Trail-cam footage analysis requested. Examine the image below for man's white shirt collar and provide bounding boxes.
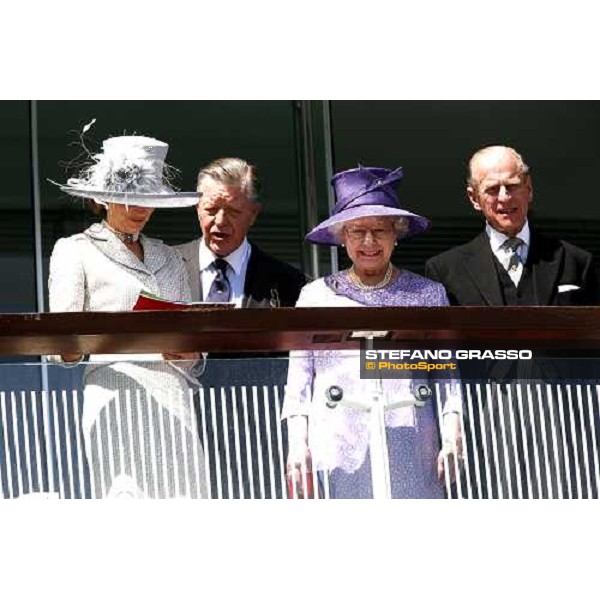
[485,221,530,286]
[486,220,531,254]
[199,237,250,274]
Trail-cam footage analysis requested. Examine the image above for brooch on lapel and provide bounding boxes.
[270,288,280,308]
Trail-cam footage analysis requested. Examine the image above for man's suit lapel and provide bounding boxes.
[463,233,504,306]
[179,238,202,301]
[529,231,562,305]
[182,240,283,307]
[242,244,273,308]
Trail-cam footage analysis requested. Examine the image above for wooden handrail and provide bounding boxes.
[1,306,600,355]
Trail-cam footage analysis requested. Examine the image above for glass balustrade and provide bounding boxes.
[1,356,598,499]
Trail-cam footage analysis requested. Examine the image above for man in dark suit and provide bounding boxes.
[177,157,306,308]
[425,145,599,498]
[177,157,307,498]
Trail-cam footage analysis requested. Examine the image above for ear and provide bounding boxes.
[525,175,533,205]
[250,202,262,225]
[467,186,482,212]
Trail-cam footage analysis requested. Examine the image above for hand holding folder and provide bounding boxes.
[131,292,233,366]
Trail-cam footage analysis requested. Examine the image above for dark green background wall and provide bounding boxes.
[1,100,600,313]
[330,101,600,274]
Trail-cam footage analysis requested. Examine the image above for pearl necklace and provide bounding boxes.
[348,263,394,290]
[103,220,140,244]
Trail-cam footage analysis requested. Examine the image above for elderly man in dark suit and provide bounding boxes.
[426,146,597,307]
[425,145,599,498]
[177,157,306,308]
[177,157,307,498]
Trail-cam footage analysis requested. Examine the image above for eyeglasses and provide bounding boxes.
[344,226,395,241]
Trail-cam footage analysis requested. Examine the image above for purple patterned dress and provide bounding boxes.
[282,269,462,499]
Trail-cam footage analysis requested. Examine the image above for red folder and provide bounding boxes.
[132,291,233,311]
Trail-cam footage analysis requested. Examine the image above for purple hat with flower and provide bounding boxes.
[305,166,430,246]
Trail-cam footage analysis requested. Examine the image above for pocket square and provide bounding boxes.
[558,284,580,293]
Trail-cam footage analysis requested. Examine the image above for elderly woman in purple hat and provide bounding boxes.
[282,166,462,499]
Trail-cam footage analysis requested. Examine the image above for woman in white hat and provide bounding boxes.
[49,134,207,498]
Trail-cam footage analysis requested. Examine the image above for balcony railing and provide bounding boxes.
[0,307,599,499]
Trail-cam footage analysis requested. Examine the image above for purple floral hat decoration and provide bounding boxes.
[306,165,430,246]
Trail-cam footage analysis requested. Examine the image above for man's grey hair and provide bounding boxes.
[197,157,260,202]
[467,145,530,189]
[330,216,409,244]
